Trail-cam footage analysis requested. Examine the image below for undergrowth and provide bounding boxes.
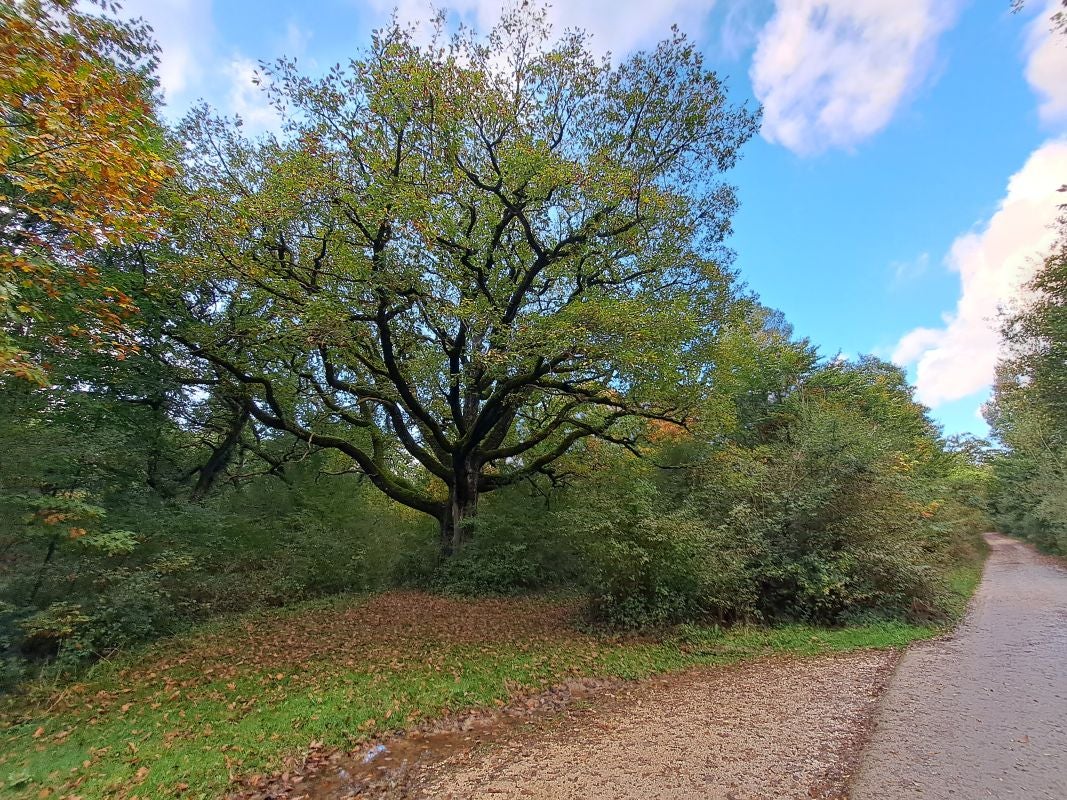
[0,571,984,800]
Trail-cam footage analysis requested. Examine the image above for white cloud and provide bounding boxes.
[225,57,280,133]
[892,139,1067,408]
[1024,0,1067,126]
[122,0,214,101]
[120,0,297,131]
[718,1,768,61]
[750,0,961,156]
[366,0,718,57]
[890,252,931,286]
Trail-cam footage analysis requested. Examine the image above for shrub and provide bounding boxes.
[431,487,583,595]
[551,463,756,628]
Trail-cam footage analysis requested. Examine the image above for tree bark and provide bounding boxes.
[191,404,250,500]
[440,459,480,557]
[28,532,59,604]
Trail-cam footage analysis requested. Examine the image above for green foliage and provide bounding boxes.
[431,540,550,596]
[0,3,992,695]
[423,356,989,630]
[558,468,754,628]
[517,355,990,628]
[987,220,1067,553]
[161,9,757,550]
[0,383,438,675]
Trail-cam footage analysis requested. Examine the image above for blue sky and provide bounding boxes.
[124,0,1067,439]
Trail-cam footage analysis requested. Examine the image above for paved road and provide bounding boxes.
[852,533,1067,799]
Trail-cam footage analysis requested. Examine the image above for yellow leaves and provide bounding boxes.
[0,0,174,381]
[644,418,691,444]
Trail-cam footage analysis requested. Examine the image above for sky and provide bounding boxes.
[120,0,1067,439]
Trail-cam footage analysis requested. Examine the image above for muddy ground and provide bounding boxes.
[242,651,898,800]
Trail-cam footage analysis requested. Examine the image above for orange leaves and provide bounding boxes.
[919,501,942,520]
[37,511,70,526]
[644,418,692,444]
[0,0,173,380]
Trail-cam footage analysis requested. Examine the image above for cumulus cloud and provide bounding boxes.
[1024,0,1067,125]
[892,139,1067,408]
[750,0,961,155]
[120,0,296,132]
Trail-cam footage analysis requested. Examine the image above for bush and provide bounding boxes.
[0,467,443,684]
[567,359,988,628]
[431,487,583,595]
[88,572,178,654]
[549,460,756,628]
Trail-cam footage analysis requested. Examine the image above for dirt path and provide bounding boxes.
[851,533,1067,799]
[419,652,897,800]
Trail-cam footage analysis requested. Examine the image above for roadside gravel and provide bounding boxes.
[422,651,898,800]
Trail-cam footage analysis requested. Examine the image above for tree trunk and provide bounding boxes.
[440,460,480,557]
[28,532,59,603]
[191,405,250,500]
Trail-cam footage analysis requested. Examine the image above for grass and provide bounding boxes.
[943,562,985,618]
[0,570,986,800]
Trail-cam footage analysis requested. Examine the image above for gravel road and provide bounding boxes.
[851,533,1067,799]
[422,652,897,800]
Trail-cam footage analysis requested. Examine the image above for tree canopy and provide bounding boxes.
[987,216,1067,552]
[0,4,992,709]
[163,12,758,552]
[0,0,172,382]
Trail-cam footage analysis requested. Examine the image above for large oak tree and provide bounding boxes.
[165,10,758,554]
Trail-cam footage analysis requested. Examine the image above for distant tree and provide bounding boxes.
[999,219,1067,431]
[164,9,758,555]
[986,220,1067,551]
[0,0,172,382]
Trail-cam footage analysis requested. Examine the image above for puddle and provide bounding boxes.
[231,677,618,799]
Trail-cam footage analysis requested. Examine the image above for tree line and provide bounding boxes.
[986,214,1067,554]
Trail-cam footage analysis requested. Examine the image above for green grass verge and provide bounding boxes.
[0,584,982,799]
[942,563,984,618]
